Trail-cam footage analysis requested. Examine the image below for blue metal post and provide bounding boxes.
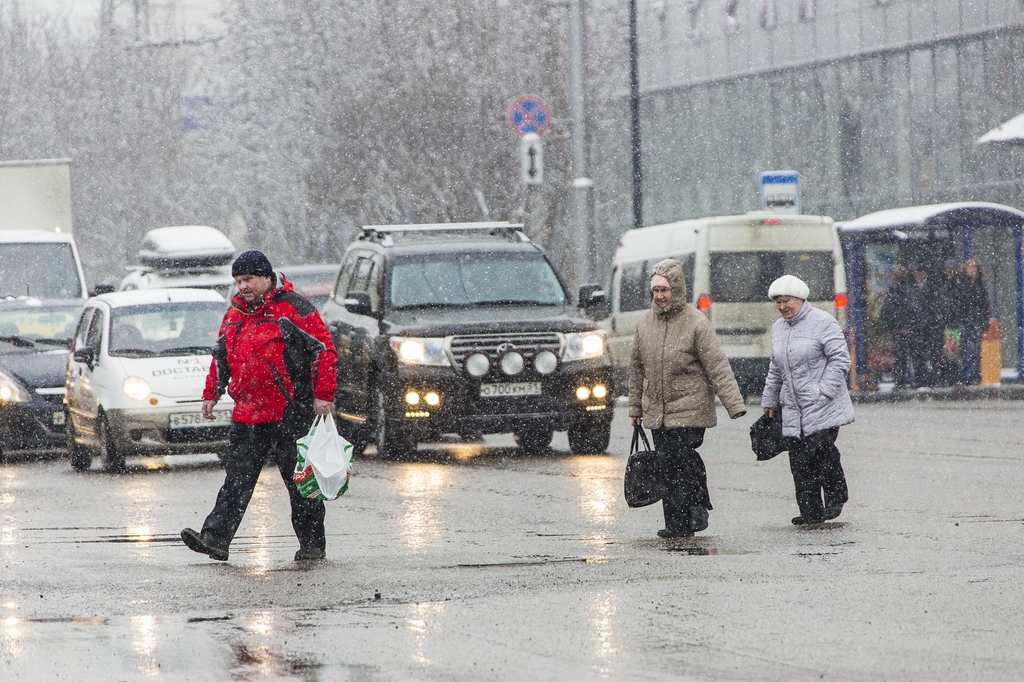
[843,237,867,389]
[1016,226,1024,379]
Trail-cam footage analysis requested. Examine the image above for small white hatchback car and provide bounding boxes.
[65,288,234,471]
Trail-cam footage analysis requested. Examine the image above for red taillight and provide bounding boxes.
[834,292,848,309]
[762,219,781,226]
[697,294,712,312]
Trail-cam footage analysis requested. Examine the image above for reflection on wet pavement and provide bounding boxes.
[395,464,449,549]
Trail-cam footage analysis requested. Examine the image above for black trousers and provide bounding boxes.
[201,419,326,552]
[651,427,709,533]
[788,427,848,522]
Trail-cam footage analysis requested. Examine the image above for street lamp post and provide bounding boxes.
[628,0,643,230]
[568,0,595,284]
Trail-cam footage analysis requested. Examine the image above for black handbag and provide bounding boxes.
[624,426,667,508]
[749,411,791,461]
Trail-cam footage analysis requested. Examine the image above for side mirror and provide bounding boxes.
[343,291,373,317]
[90,284,116,296]
[578,284,608,319]
[73,347,96,367]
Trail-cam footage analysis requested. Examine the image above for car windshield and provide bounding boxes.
[0,243,83,299]
[389,252,567,309]
[108,301,225,357]
[0,303,84,352]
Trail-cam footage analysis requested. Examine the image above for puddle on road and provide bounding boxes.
[229,643,380,680]
[660,545,753,556]
[456,556,591,568]
[11,617,108,625]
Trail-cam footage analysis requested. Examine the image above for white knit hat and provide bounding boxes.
[768,274,810,301]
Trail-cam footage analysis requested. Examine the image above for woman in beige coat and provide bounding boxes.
[629,259,746,537]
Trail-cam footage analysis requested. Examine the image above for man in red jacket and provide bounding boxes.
[181,250,338,562]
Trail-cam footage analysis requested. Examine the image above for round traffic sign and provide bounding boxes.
[507,95,551,138]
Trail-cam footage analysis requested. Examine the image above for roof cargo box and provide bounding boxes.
[138,225,235,269]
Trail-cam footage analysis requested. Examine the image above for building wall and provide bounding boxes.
[592,0,1024,250]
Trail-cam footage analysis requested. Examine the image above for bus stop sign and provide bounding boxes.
[760,171,801,214]
[508,95,550,138]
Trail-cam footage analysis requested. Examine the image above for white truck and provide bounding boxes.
[0,159,89,300]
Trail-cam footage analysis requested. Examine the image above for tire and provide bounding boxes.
[568,418,612,454]
[98,414,125,473]
[375,391,415,460]
[513,426,554,454]
[67,415,92,472]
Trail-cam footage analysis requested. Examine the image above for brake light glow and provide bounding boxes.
[697,294,712,312]
[834,292,848,309]
[762,219,781,226]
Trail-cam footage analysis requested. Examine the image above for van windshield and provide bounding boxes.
[0,243,82,299]
[108,301,226,357]
[711,251,834,303]
[389,252,567,309]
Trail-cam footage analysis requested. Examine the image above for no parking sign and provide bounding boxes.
[507,95,550,138]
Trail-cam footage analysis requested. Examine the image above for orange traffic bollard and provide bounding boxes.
[980,319,1001,386]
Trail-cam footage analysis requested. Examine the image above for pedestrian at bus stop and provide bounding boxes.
[956,258,992,385]
[180,250,338,562]
[761,275,854,525]
[628,258,747,538]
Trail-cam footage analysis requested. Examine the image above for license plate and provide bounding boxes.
[479,382,542,397]
[170,410,232,428]
[52,411,65,426]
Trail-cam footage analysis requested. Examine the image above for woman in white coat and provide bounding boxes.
[761,275,854,525]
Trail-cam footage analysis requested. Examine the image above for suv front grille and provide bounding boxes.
[449,332,562,367]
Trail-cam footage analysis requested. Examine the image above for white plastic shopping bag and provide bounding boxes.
[293,414,353,500]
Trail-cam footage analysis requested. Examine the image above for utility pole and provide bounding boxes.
[628,0,643,230]
[567,0,595,284]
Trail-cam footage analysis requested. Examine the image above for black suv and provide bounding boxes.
[320,222,614,458]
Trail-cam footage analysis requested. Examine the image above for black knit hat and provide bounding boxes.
[232,250,274,278]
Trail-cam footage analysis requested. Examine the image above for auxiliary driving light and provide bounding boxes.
[592,384,607,399]
[405,391,420,405]
[425,392,440,406]
[500,351,525,376]
[576,386,591,401]
[534,350,558,375]
[466,352,490,377]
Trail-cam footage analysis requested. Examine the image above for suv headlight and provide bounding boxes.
[0,369,31,403]
[390,337,450,366]
[563,331,606,362]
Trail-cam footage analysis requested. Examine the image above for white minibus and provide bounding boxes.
[600,212,847,396]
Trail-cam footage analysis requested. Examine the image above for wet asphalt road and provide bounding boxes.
[2,400,1024,681]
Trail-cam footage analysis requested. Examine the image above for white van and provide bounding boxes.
[600,212,847,396]
[119,226,235,298]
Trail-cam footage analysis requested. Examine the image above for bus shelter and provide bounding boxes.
[837,202,1024,390]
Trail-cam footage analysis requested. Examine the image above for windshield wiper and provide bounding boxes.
[35,338,73,347]
[159,346,214,356]
[111,348,158,357]
[0,335,35,348]
[469,299,560,306]
[392,299,559,311]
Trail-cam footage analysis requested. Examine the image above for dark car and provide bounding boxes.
[319,222,613,458]
[0,298,84,461]
[278,263,341,310]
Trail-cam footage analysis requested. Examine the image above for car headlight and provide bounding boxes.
[0,369,31,403]
[390,337,450,366]
[122,376,151,401]
[563,331,606,362]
